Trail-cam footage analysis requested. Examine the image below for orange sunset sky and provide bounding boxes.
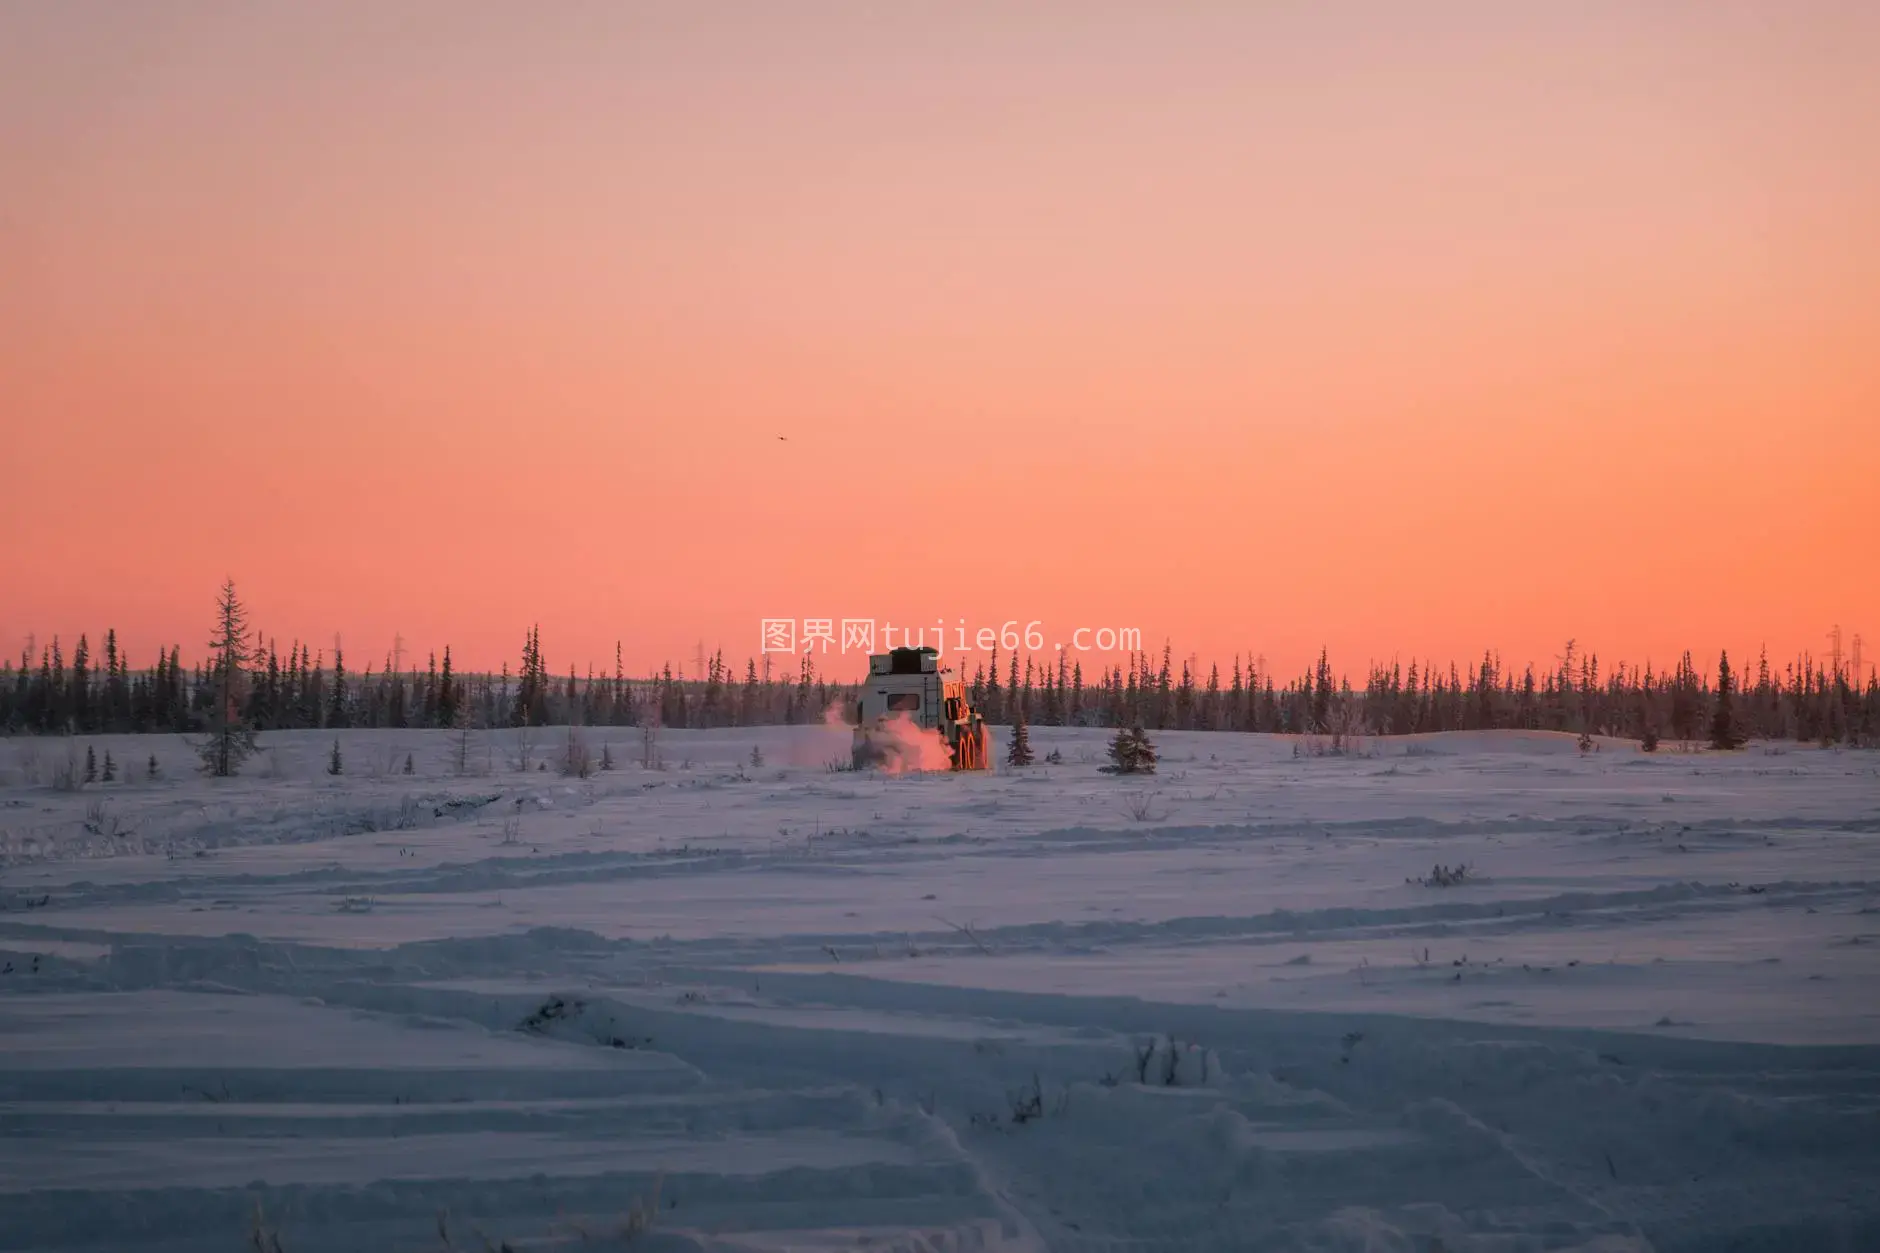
[3,2,1876,682]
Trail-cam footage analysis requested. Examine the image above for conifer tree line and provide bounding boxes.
[0,613,855,737]
[949,640,1874,747]
[4,605,1877,746]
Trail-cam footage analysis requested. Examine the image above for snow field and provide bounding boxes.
[1,727,1877,1251]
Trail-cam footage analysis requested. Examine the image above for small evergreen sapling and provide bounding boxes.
[327,739,343,776]
[101,751,116,783]
[1107,725,1136,773]
[1006,715,1034,767]
[1131,726,1159,774]
[1106,725,1158,775]
[84,745,98,784]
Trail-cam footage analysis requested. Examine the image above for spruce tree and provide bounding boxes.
[46,637,65,731]
[423,653,440,726]
[101,751,116,782]
[327,739,343,775]
[438,647,458,728]
[1710,650,1745,750]
[986,644,1001,723]
[72,636,92,732]
[327,648,349,728]
[299,645,320,728]
[1106,723,1157,774]
[198,579,259,776]
[388,654,408,728]
[1638,666,1660,751]
[1107,724,1138,773]
[84,744,97,783]
[147,753,159,779]
[104,629,128,730]
[513,627,551,728]
[1131,725,1159,774]
[1007,714,1034,767]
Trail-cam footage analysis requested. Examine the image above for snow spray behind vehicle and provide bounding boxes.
[848,647,989,772]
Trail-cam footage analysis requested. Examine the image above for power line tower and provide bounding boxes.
[1853,632,1865,686]
[1828,625,1844,682]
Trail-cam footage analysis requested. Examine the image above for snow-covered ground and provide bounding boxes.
[2,726,1877,1252]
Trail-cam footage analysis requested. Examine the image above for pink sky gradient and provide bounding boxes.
[3,2,1876,680]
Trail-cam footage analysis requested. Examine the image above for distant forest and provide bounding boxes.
[5,611,1876,748]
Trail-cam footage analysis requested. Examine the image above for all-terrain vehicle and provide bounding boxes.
[851,646,989,771]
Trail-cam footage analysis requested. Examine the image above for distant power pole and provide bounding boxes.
[1828,625,1844,682]
[1852,633,1865,685]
